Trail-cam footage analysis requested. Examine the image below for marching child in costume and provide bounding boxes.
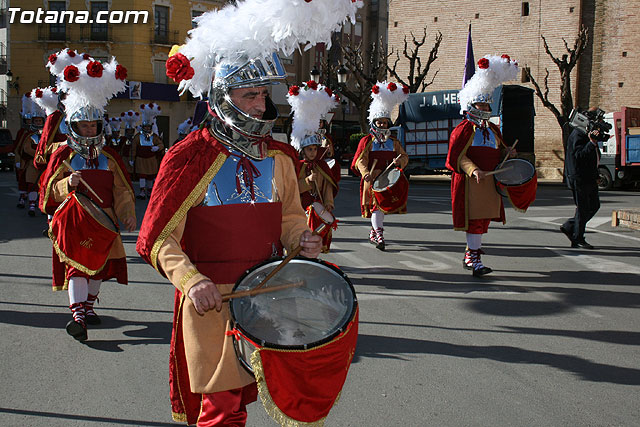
[33,86,68,172]
[119,110,140,176]
[108,117,122,149]
[14,94,34,209]
[351,81,409,251]
[39,56,136,341]
[446,55,518,277]
[175,117,192,146]
[132,103,164,199]
[20,90,47,216]
[288,81,339,253]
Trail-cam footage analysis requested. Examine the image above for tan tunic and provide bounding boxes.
[132,133,164,176]
[459,153,502,220]
[157,152,310,394]
[21,135,40,184]
[298,162,335,210]
[49,156,136,261]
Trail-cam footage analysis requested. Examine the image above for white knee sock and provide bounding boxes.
[371,211,384,230]
[139,178,146,189]
[68,277,89,304]
[28,191,37,202]
[88,279,101,296]
[466,233,482,250]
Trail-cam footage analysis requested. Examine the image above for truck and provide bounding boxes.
[599,107,640,190]
[396,85,535,177]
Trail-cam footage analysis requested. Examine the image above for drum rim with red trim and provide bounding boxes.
[493,159,536,187]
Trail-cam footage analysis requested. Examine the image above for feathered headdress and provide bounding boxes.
[46,48,94,77]
[109,117,122,133]
[177,118,192,135]
[368,81,410,124]
[458,54,519,113]
[55,57,128,119]
[28,89,47,118]
[120,110,140,129]
[31,87,59,116]
[139,102,162,126]
[169,0,363,97]
[287,81,339,150]
[21,93,35,119]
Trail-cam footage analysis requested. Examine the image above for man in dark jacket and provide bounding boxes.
[560,126,602,249]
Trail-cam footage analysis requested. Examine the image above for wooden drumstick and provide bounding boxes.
[221,280,304,302]
[498,139,519,170]
[62,160,104,204]
[381,154,403,175]
[361,158,378,206]
[485,165,514,176]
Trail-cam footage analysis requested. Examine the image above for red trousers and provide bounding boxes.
[467,218,490,234]
[197,383,258,427]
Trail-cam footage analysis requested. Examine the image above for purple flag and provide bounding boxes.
[462,24,475,89]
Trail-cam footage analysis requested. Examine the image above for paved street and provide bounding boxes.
[1,169,639,426]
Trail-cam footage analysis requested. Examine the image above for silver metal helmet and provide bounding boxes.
[370,118,392,143]
[466,93,493,126]
[300,134,322,150]
[66,106,106,159]
[208,52,286,160]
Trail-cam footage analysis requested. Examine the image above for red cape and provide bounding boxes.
[136,128,300,275]
[39,144,133,215]
[35,110,66,170]
[446,120,505,230]
[350,134,374,176]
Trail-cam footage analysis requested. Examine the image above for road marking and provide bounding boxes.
[523,217,640,243]
[548,247,640,275]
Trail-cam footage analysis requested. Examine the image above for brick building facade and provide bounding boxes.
[388,0,640,179]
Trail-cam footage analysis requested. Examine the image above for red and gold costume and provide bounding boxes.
[136,128,310,425]
[445,119,506,231]
[298,158,338,252]
[40,144,136,290]
[351,133,408,218]
[34,110,67,171]
[132,132,164,179]
[13,127,31,197]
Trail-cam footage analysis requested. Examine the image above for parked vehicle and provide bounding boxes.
[396,85,535,177]
[599,107,640,190]
[0,128,14,171]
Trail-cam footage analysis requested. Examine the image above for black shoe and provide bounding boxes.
[85,313,101,325]
[376,241,385,251]
[472,266,493,277]
[42,228,49,237]
[559,225,575,244]
[572,241,594,250]
[28,209,35,217]
[66,320,88,341]
[16,201,25,209]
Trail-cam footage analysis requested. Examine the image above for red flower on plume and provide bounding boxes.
[324,87,333,97]
[306,80,318,90]
[25,92,31,98]
[288,86,300,96]
[48,54,57,65]
[86,61,104,78]
[35,89,43,98]
[148,103,154,108]
[52,87,57,93]
[127,111,133,116]
[121,112,126,117]
[165,53,195,83]
[157,106,161,111]
[305,0,312,2]
[501,54,511,62]
[63,65,80,82]
[83,53,91,60]
[334,94,340,103]
[372,85,380,94]
[115,65,127,81]
[135,112,140,116]
[140,104,145,109]
[478,58,490,69]
[67,50,76,58]
[387,82,397,91]
[402,84,409,94]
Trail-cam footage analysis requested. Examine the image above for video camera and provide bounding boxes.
[568,108,612,142]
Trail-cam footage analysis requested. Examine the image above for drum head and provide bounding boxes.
[230,258,356,349]
[74,192,117,233]
[325,158,336,169]
[494,159,535,186]
[310,202,334,224]
[372,168,401,191]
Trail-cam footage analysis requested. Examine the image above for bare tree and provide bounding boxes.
[524,26,589,152]
[387,27,442,93]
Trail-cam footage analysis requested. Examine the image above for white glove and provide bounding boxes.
[15,162,20,168]
[151,146,160,152]
[129,160,134,166]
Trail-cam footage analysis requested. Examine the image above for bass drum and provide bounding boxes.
[493,158,537,212]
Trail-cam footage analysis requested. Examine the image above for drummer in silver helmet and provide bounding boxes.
[134,2,335,421]
[350,81,409,251]
[445,55,518,277]
[39,56,136,341]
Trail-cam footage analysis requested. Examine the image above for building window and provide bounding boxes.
[49,1,66,40]
[569,7,574,13]
[191,10,203,29]
[618,82,624,88]
[91,2,109,41]
[434,17,438,22]
[522,2,529,16]
[521,67,531,83]
[622,51,627,57]
[155,6,169,43]
[475,13,480,19]
[153,59,168,84]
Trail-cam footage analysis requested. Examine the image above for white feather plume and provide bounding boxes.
[177,118,193,134]
[57,57,127,118]
[287,82,338,150]
[367,81,410,124]
[109,117,122,133]
[47,48,93,77]
[178,0,363,97]
[21,94,34,118]
[139,102,162,125]
[32,87,59,116]
[458,54,519,113]
[120,110,141,129]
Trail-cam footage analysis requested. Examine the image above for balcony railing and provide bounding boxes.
[79,24,113,42]
[151,29,179,46]
[38,25,69,42]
